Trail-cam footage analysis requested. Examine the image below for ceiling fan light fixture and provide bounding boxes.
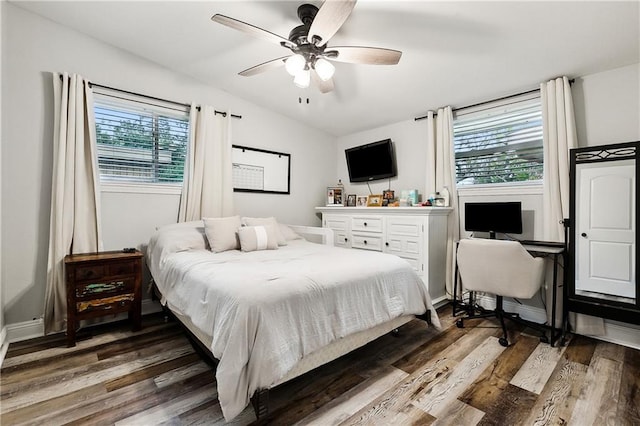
[285,54,306,76]
[314,57,335,81]
[293,68,311,88]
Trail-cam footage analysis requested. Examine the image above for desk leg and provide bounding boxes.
[550,253,559,347]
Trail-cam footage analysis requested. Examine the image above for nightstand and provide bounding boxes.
[65,250,144,347]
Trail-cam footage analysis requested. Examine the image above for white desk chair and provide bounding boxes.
[455,238,548,347]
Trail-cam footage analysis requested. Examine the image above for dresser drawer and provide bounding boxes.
[351,234,383,251]
[75,279,135,300]
[351,216,383,233]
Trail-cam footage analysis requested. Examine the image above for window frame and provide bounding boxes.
[452,91,543,187]
[93,88,190,193]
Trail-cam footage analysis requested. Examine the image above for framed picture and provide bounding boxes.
[326,187,344,206]
[356,195,368,207]
[382,190,395,200]
[347,194,357,207]
[367,194,383,207]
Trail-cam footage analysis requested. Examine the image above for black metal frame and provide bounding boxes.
[568,141,640,325]
[232,145,291,195]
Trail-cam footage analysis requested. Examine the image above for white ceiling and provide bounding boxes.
[13,1,640,136]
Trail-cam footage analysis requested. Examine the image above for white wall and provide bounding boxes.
[573,63,640,147]
[336,119,428,201]
[0,0,5,355]
[1,3,336,327]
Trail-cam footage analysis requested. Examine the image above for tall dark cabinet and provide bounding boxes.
[568,141,639,325]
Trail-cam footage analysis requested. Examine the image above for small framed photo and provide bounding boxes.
[347,194,357,207]
[356,195,368,207]
[382,190,395,200]
[367,194,383,207]
[327,187,344,206]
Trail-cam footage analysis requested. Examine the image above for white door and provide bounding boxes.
[576,159,635,299]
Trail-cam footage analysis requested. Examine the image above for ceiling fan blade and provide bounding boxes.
[239,56,291,77]
[312,70,334,93]
[325,46,402,65]
[211,14,295,49]
[308,0,357,47]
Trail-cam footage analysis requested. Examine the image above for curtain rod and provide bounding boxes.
[414,78,575,121]
[76,78,242,119]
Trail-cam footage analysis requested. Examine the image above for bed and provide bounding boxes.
[146,219,441,421]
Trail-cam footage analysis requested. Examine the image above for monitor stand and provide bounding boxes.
[489,231,496,240]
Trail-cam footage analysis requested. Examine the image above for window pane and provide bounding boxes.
[94,96,188,184]
[453,98,543,186]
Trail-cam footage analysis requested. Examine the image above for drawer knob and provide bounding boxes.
[344,237,348,242]
[364,240,367,244]
[364,222,368,226]
[385,242,389,246]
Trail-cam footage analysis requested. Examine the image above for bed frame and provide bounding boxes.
[150,224,433,420]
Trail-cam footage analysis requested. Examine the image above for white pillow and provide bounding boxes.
[203,216,242,253]
[279,223,303,241]
[150,221,208,254]
[242,217,287,246]
[238,225,279,252]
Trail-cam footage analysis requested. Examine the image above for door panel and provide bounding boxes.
[576,160,635,299]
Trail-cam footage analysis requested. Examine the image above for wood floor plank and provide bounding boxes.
[394,319,501,375]
[523,358,588,426]
[458,333,540,412]
[476,383,538,426]
[339,357,455,425]
[428,398,484,426]
[562,333,595,365]
[295,365,408,425]
[411,336,507,418]
[568,355,623,425]
[115,381,217,425]
[1,343,194,412]
[617,346,640,425]
[509,339,568,394]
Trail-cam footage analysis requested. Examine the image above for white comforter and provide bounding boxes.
[147,222,439,421]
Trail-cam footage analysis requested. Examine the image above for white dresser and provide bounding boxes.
[316,206,452,304]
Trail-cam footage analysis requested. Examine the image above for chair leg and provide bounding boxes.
[495,296,509,347]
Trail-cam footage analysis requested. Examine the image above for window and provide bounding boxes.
[93,90,189,185]
[453,93,543,186]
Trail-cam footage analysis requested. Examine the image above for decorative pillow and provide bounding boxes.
[203,216,242,253]
[242,217,287,246]
[279,223,303,241]
[237,225,279,252]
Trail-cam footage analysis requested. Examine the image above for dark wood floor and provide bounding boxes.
[1,305,639,425]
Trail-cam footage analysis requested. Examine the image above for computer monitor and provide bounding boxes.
[464,202,523,239]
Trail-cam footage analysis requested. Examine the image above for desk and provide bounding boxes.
[453,240,567,347]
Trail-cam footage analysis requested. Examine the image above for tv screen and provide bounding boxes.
[345,139,397,182]
[465,202,523,236]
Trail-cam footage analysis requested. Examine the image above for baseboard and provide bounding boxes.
[0,325,8,368]
[4,299,163,345]
[472,295,640,350]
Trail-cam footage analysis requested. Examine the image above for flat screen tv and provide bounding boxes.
[345,139,397,182]
[464,202,523,238]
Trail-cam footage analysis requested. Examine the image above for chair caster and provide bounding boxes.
[498,337,509,347]
[391,328,400,337]
[456,319,464,328]
[539,335,549,344]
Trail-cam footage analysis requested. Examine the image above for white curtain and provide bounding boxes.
[179,105,234,221]
[541,76,576,241]
[44,73,102,334]
[425,107,460,296]
[541,76,604,334]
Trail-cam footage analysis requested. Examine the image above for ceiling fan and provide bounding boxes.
[211,0,402,93]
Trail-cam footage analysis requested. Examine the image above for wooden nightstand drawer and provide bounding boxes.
[108,262,136,276]
[75,279,135,300]
[76,293,135,314]
[75,264,106,281]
